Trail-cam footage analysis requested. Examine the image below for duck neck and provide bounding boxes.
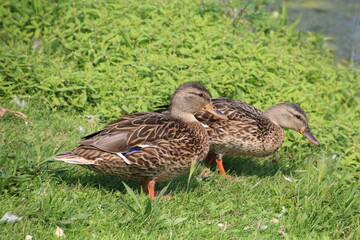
[262,110,285,153]
[263,111,280,127]
[263,106,287,128]
[169,108,198,123]
[262,108,285,137]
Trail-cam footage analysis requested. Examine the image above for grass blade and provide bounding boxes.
[118,196,139,215]
[122,182,142,211]
[187,158,198,189]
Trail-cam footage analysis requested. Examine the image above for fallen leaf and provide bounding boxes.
[272,10,279,18]
[278,230,287,236]
[216,222,228,230]
[260,225,268,230]
[78,126,85,133]
[13,95,28,108]
[243,225,250,230]
[54,226,65,237]
[270,218,279,224]
[0,212,23,223]
[0,107,29,124]
[251,180,262,189]
[284,175,298,182]
[25,235,33,240]
[275,206,286,218]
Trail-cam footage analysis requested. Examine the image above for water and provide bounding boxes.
[271,0,360,65]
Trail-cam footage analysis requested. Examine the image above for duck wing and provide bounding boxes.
[79,112,177,154]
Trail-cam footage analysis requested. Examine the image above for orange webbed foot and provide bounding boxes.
[141,180,173,200]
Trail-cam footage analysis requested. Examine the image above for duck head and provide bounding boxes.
[264,102,320,146]
[169,82,228,122]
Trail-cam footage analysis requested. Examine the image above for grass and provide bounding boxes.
[0,0,359,239]
[0,102,358,239]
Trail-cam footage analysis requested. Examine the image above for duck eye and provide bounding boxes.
[294,114,302,120]
[197,93,204,98]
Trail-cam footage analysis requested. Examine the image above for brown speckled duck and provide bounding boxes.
[195,98,320,176]
[54,82,227,198]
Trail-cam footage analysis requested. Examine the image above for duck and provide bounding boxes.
[194,97,320,176]
[54,82,227,198]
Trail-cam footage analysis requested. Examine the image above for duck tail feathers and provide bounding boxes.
[54,152,94,165]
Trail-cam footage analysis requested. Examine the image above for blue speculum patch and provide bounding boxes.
[122,146,143,155]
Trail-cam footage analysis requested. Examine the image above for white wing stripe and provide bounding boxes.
[117,153,133,165]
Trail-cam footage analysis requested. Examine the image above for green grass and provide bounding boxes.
[0,107,358,239]
[0,0,359,239]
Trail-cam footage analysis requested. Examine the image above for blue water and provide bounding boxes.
[272,0,360,65]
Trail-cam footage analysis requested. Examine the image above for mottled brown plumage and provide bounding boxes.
[54,82,227,198]
[195,98,320,175]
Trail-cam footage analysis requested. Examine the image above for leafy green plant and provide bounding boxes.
[118,182,169,219]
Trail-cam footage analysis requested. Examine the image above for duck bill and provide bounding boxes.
[299,129,320,146]
[203,104,228,120]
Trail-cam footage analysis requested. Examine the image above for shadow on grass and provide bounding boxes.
[216,155,293,177]
[51,154,294,196]
[52,165,201,196]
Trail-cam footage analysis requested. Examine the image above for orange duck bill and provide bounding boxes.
[203,104,228,120]
[299,128,320,146]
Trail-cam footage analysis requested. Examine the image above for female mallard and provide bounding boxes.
[54,82,227,198]
[195,98,320,176]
